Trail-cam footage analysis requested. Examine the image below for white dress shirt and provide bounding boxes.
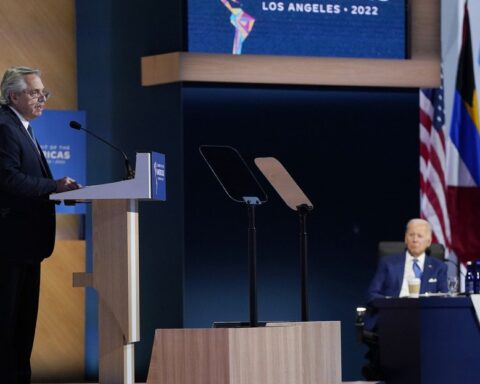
[399,251,425,297]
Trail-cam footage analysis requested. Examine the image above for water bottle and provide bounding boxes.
[475,260,480,294]
[465,261,475,295]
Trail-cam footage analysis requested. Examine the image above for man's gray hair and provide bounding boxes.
[405,218,432,236]
[0,66,41,106]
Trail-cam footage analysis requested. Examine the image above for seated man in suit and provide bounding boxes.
[361,218,448,380]
[367,218,448,306]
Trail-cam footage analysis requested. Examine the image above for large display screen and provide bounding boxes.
[187,0,408,59]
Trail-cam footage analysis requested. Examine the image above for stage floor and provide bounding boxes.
[36,382,379,384]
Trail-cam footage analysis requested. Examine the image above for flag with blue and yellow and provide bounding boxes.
[447,1,480,264]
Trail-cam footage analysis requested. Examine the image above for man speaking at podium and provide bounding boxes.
[0,66,80,383]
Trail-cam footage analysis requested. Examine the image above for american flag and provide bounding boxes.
[419,86,451,250]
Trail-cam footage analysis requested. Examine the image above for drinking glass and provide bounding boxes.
[447,276,458,296]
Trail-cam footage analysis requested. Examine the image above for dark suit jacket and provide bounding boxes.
[366,252,448,304]
[363,252,448,331]
[0,105,57,263]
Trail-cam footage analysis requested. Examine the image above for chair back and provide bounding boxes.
[377,241,445,261]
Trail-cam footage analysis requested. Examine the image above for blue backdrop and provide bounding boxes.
[34,110,87,214]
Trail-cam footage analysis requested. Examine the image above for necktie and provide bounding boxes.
[27,125,36,142]
[26,125,41,156]
[413,259,422,279]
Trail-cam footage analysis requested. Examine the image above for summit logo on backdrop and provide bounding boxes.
[41,144,71,164]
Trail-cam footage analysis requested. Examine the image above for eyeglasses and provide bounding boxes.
[22,89,51,101]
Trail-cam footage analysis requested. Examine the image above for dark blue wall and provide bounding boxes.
[76,0,184,380]
[76,0,419,381]
[183,85,419,380]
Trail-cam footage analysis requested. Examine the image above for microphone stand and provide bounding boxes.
[254,157,314,322]
[69,121,135,180]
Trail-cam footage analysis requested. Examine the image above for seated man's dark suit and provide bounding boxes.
[361,251,448,380]
[367,252,448,305]
[0,105,57,383]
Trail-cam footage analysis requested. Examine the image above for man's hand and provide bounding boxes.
[55,176,81,192]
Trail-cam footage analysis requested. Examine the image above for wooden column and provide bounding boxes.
[95,199,139,383]
[75,199,140,383]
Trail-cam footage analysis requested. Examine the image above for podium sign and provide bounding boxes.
[151,152,166,201]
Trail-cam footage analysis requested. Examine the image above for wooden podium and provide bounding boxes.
[147,321,342,384]
[50,152,166,384]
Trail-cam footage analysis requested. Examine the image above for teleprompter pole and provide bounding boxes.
[247,203,258,327]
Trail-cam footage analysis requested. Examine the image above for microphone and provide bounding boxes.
[69,121,135,180]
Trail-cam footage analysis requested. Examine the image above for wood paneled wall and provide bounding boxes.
[0,0,84,381]
[0,0,77,110]
[31,241,85,381]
